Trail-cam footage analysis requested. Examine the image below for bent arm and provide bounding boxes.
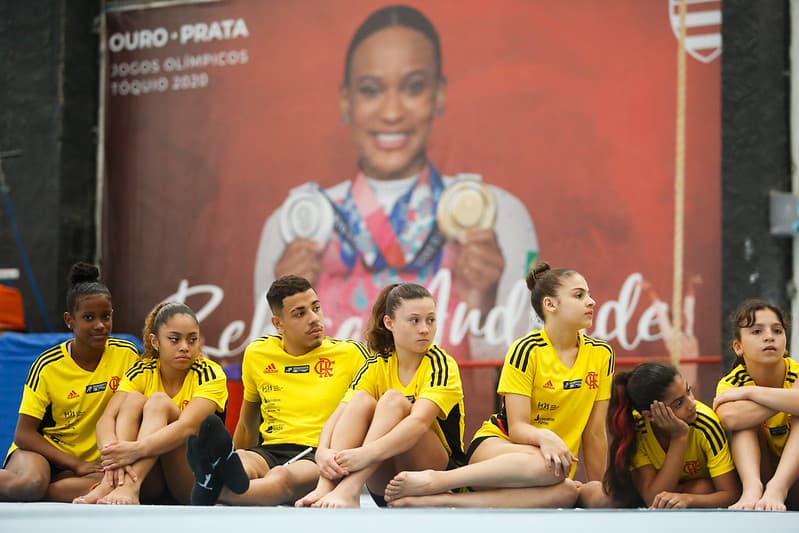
[715,400,776,431]
[719,386,799,415]
[233,399,261,449]
[681,471,741,508]
[632,433,689,505]
[14,414,85,472]
[504,393,548,446]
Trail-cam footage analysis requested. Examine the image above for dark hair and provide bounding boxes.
[603,362,679,507]
[525,261,578,322]
[343,4,442,85]
[366,283,432,354]
[65,262,111,313]
[729,298,788,367]
[142,301,199,359]
[267,275,313,315]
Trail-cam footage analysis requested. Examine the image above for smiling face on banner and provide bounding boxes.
[102,1,721,375]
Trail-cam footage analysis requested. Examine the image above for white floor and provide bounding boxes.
[1,499,797,533]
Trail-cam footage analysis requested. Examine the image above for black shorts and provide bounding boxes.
[465,435,493,462]
[248,443,317,469]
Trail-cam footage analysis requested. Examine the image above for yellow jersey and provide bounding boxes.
[716,356,799,457]
[9,338,140,463]
[345,344,465,461]
[119,356,227,413]
[474,329,614,477]
[631,401,735,480]
[241,335,369,447]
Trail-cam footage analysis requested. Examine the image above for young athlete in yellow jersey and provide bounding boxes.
[600,362,739,508]
[713,299,799,511]
[0,263,139,502]
[382,262,612,507]
[295,283,465,508]
[187,275,369,505]
[73,302,227,505]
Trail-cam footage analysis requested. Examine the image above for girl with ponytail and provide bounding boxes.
[603,362,739,508]
[382,262,611,508]
[295,283,465,508]
[74,301,228,505]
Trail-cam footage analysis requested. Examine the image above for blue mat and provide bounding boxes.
[0,333,143,454]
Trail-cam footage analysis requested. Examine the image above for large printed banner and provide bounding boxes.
[103,1,721,377]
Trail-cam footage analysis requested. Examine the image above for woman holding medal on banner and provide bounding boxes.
[254,5,539,371]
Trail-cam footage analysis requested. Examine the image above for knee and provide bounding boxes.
[143,392,178,419]
[265,465,293,494]
[376,389,411,415]
[119,391,147,414]
[4,461,49,501]
[13,477,48,502]
[348,390,377,416]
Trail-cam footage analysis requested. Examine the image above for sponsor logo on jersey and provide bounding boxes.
[563,379,582,390]
[682,461,701,475]
[533,414,554,425]
[109,375,121,391]
[405,395,416,403]
[584,371,599,390]
[314,357,334,378]
[543,380,554,389]
[770,425,789,437]
[537,401,559,411]
[263,363,278,374]
[67,390,79,400]
[265,424,284,433]
[285,365,310,374]
[85,382,108,394]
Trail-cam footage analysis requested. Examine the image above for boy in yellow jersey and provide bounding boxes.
[187,275,369,505]
[0,262,139,502]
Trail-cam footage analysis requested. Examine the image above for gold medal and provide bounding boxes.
[436,178,496,239]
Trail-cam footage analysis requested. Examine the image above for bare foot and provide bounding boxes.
[97,483,141,505]
[729,486,763,510]
[388,493,456,508]
[385,470,442,501]
[295,478,336,507]
[755,486,787,512]
[311,487,360,509]
[73,480,114,504]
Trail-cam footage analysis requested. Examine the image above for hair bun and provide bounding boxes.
[526,261,551,290]
[68,262,100,286]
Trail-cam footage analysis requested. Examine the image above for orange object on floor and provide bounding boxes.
[0,285,25,331]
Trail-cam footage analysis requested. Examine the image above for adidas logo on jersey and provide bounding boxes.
[67,390,79,399]
[543,380,554,390]
[263,363,278,374]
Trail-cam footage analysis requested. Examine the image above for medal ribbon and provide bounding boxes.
[324,164,446,272]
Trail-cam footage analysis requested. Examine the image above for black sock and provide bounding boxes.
[197,414,250,495]
[186,434,222,505]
